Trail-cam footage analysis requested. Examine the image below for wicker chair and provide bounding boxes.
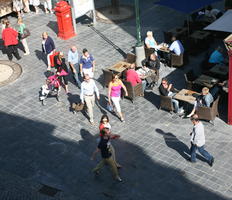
[163,31,172,44]
[125,53,136,63]
[196,95,220,124]
[159,95,174,113]
[102,69,113,88]
[170,53,184,67]
[122,80,143,103]
[184,70,197,90]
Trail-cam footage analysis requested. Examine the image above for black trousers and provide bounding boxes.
[5,45,20,61]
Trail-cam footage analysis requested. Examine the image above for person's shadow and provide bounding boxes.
[35,49,47,65]
[156,128,207,162]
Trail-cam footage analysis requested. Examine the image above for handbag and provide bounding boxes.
[50,51,59,68]
[59,69,68,76]
[72,102,85,112]
[19,28,30,40]
[106,103,113,112]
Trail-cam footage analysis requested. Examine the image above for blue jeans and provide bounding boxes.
[73,63,81,87]
[190,143,213,163]
[171,99,179,113]
[142,80,147,92]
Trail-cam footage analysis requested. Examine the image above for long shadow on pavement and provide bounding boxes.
[156,128,208,163]
[0,111,229,200]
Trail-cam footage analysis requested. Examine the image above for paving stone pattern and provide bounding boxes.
[0,0,232,200]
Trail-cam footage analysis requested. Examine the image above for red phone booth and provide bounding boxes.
[54,1,75,40]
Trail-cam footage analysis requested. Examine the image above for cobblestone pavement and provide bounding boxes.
[1,0,232,199]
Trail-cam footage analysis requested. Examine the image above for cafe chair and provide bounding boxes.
[196,95,220,125]
[163,31,172,44]
[184,70,198,90]
[102,69,113,88]
[159,95,174,113]
[122,80,143,103]
[170,53,184,68]
[125,53,136,64]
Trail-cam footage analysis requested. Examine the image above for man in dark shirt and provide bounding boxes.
[91,128,122,182]
[159,78,184,114]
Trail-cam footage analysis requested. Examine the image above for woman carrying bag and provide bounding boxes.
[54,52,69,94]
[108,74,128,122]
[18,18,30,55]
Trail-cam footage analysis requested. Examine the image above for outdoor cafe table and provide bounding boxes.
[167,27,188,38]
[209,65,229,80]
[190,30,211,41]
[193,74,219,88]
[173,89,199,105]
[107,61,131,74]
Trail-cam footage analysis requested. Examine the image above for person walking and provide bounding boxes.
[108,74,128,122]
[13,0,24,18]
[2,21,21,61]
[80,74,100,125]
[17,17,30,55]
[23,0,30,13]
[99,114,122,168]
[189,114,214,166]
[79,48,95,78]
[54,52,69,93]
[30,0,40,14]
[43,0,52,14]
[68,46,81,88]
[91,127,122,182]
[41,32,55,71]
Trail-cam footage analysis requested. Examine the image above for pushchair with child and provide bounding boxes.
[39,74,60,106]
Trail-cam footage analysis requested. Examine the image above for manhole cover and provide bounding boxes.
[38,184,61,197]
[0,64,13,82]
[0,60,22,87]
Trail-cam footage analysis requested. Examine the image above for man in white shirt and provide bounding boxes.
[68,46,81,88]
[80,74,100,125]
[169,36,184,56]
[189,114,214,166]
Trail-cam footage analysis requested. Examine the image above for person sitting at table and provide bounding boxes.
[145,31,158,50]
[187,87,214,118]
[205,5,223,21]
[126,63,146,93]
[208,47,225,65]
[159,78,184,114]
[143,53,160,85]
[168,36,184,56]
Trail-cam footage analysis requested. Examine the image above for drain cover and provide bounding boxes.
[38,184,61,197]
[0,60,22,87]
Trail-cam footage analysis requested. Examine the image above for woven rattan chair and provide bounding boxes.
[122,80,143,103]
[159,95,175,113]
[196,95,220,125]
[125,53,136,63]
[102,69,113,88]
[170,53,184,68]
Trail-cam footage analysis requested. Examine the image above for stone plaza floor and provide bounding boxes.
[0,0,232,199]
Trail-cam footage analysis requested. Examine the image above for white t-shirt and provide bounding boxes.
[169,40,184,55]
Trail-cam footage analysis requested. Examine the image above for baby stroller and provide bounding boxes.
[39,74,60,106]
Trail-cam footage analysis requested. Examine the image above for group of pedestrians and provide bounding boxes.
[1,11,215,184]
[1,18,30,61]
[13,0,53,17]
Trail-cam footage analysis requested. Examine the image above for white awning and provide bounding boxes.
[204,10,232,33]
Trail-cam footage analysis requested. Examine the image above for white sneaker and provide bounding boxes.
[178,108,185,114]
[24,52,30,55]
[115,176,122,182]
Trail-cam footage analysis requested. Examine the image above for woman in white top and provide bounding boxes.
[145,31,158,49]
